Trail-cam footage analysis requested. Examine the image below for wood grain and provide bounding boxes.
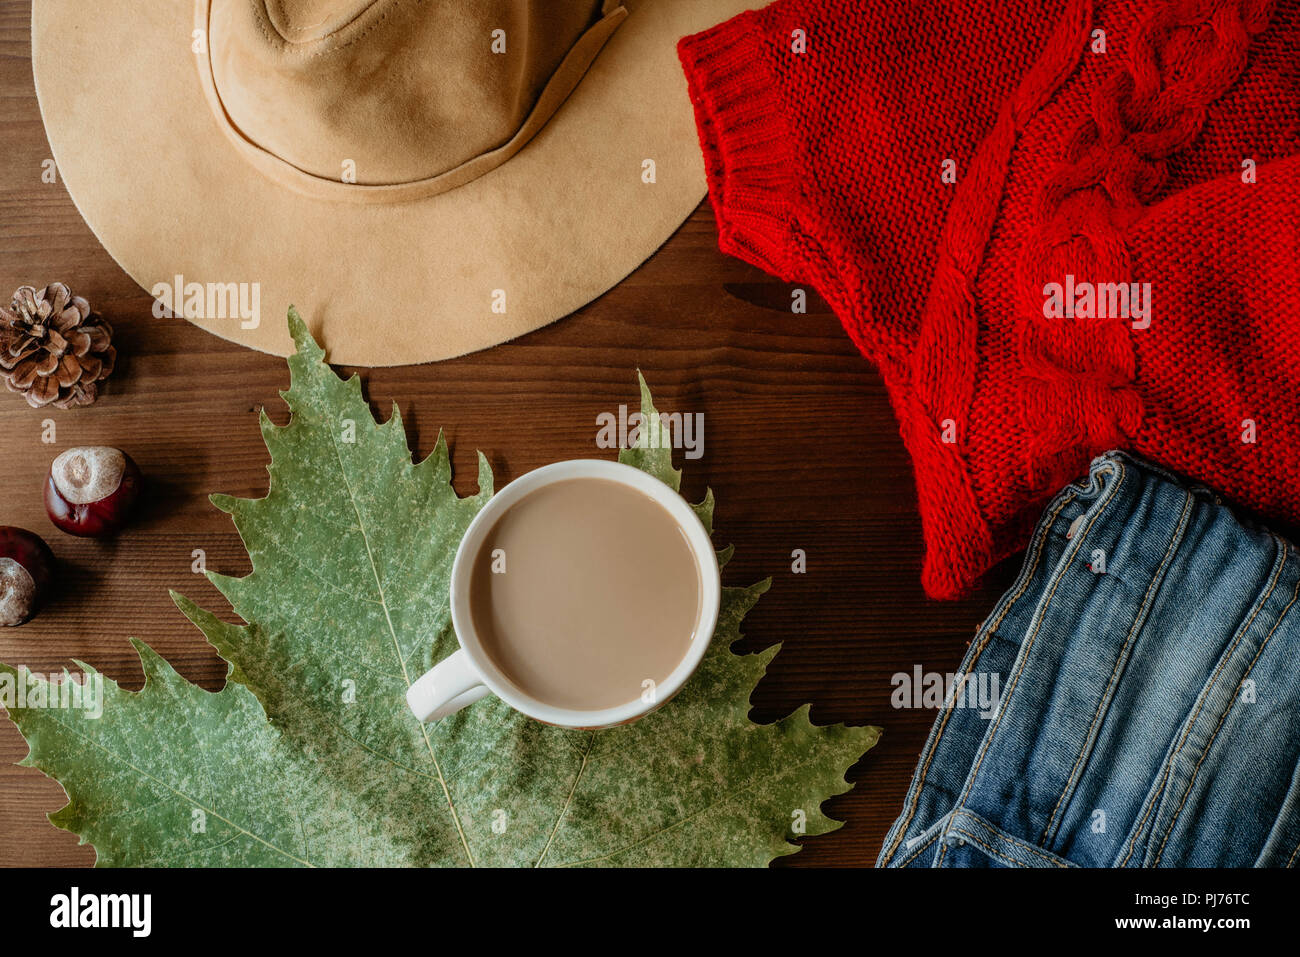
[0,0,1019,867]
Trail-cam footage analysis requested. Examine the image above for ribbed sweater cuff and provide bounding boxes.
[677,14,799,278]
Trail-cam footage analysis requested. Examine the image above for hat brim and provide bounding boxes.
[33,0,753,367]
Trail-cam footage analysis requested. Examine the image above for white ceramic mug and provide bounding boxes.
[405,459,722,729]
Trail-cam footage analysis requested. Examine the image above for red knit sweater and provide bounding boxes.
[679,0,1300,599]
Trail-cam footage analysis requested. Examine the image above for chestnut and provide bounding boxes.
[44,446,142,538]
[0,527,56,626]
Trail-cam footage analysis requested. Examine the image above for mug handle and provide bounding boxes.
[406,649,492,722]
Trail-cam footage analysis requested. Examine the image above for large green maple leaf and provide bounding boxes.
[1,311,879,866]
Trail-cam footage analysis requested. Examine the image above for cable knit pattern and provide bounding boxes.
[1016,0,1275,492]
[680,0,1300,599]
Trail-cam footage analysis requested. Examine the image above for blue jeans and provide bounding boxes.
[879,451,1300,868]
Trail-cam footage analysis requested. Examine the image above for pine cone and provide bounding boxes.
[0,284,115,409]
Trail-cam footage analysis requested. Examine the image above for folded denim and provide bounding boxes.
[879,451,1300,868]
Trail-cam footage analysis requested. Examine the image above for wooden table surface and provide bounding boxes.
[0,0,1019,867]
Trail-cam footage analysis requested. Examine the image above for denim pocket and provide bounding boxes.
[936,810,1076,868]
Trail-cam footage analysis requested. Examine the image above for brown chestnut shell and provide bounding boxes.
[44,448,143,538]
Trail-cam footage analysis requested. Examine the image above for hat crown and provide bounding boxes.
[265,0,372,43]
[204,0,618,190]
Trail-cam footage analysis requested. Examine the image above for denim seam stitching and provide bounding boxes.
[946,828,1026,868]
[936,460,1125,865]
[947,826,1064,869]
[1038,489,1195,846]
[1152,556,1300,866]
[1116,538,1288,867]
[878,489,1078,863]
[954,821,1071,867]
[897,829,941,867]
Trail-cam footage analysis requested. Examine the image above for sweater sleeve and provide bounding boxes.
[677,8,803,281]
[678,0,1042,372]
[678,0,924,365]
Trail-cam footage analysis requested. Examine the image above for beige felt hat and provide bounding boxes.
[32,1,753,366]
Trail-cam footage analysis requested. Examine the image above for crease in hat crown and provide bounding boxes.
[195,0,627,203]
